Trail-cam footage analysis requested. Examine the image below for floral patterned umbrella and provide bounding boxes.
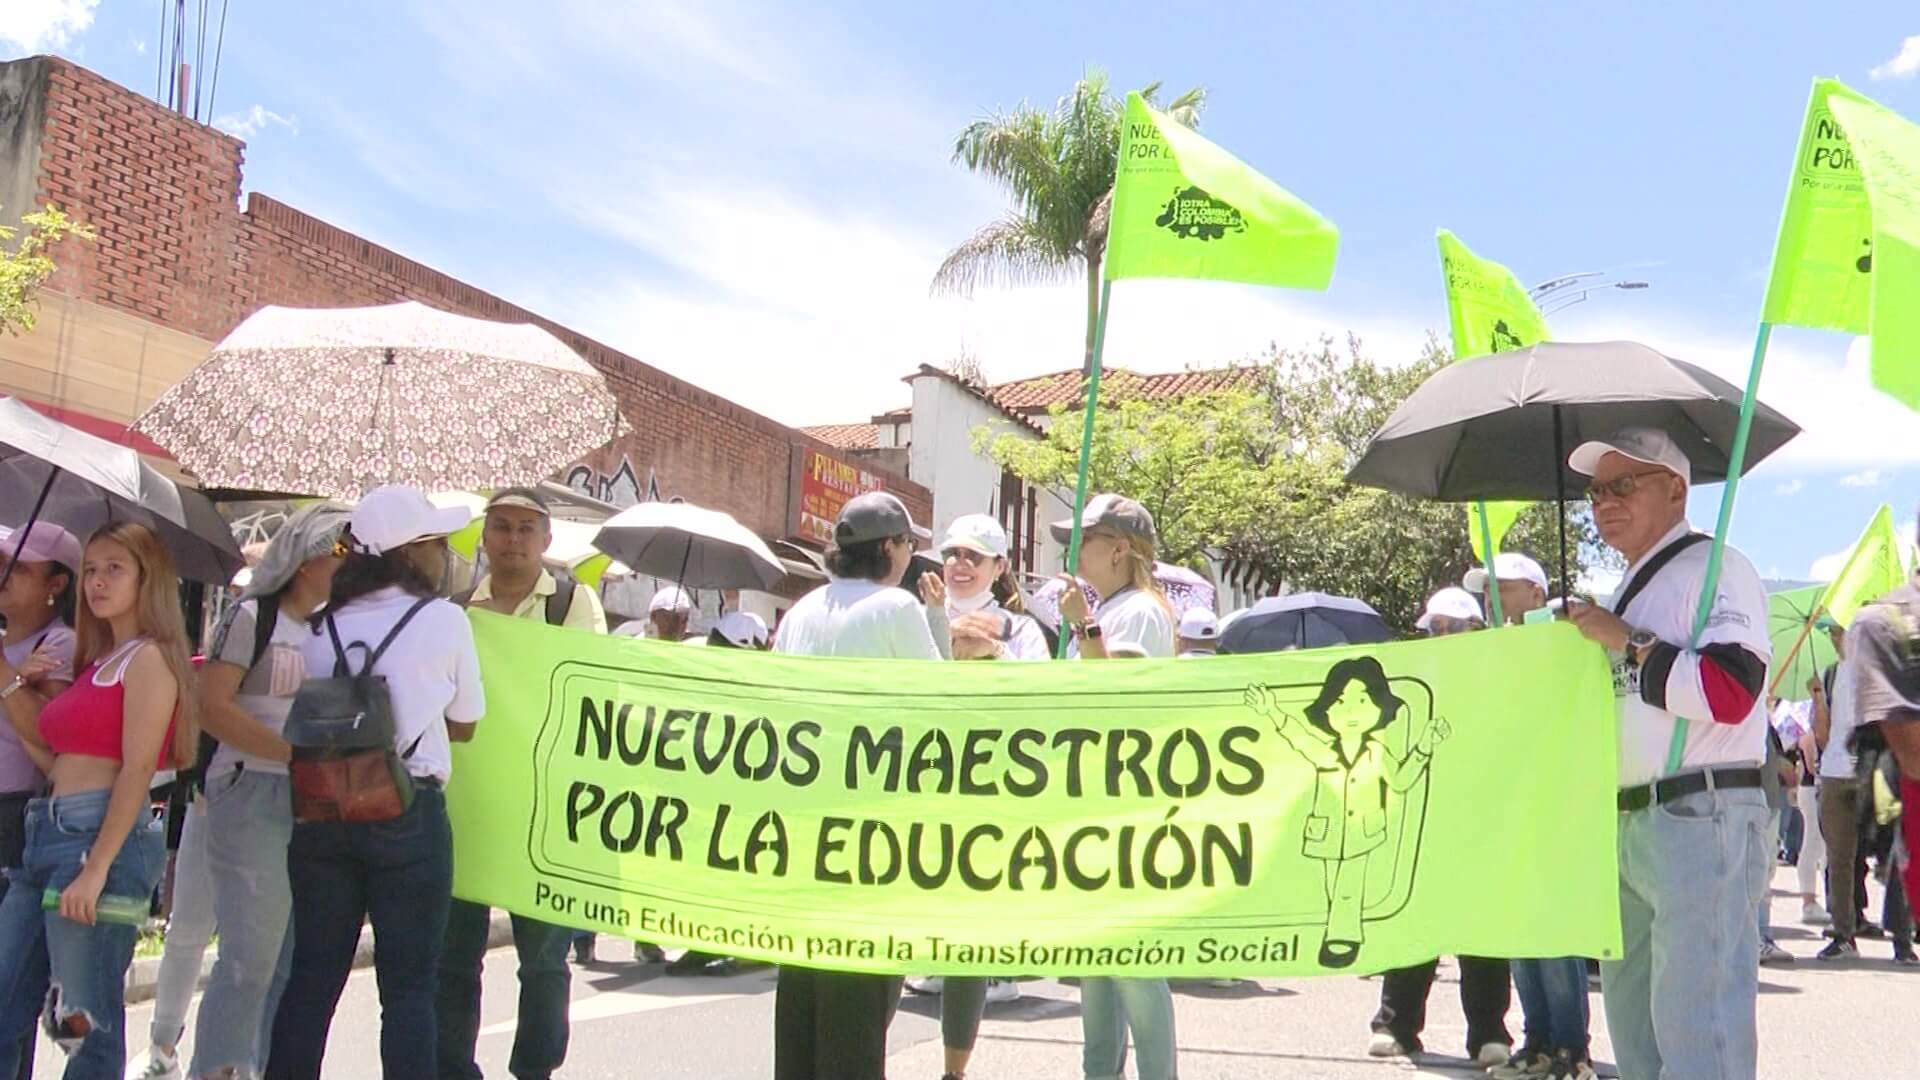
[133,302,622,499]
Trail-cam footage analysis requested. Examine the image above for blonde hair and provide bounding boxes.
[1101,529,1175,624]
[75,522,198,769]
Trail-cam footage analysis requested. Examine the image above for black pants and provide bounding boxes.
[435,900,573,1080]
[772,967,903,1080]
[0,794,34,1080]
[1374,956,1513,1056]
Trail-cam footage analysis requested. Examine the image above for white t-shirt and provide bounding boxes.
[0,623,74,794]
[774,578,941,660]
[1609,523,1772,787]
[1819,650,1862,779]
[298,587,485,783]
[1070,587,1176,659]
[206,599,311,777]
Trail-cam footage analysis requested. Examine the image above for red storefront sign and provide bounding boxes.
[798,449,883,544]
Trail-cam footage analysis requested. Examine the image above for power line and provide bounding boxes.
[206,0,231,121]
[193,0,207,120]
[154,0,167,101]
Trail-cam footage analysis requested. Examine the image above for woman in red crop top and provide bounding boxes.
[0,522,198,1080]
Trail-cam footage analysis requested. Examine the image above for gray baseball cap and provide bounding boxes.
[834,491,930,546]
[1050,493,1157,546]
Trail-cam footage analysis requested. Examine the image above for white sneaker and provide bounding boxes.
[903,975,944,995]
[1490,1051,1554,1079]
[1802,900,1831,925]
[1367,1032,1413,1058]
[983,979,1021,1004]
[129,1046,182,1080]
[1759,940,1795,965]
[1476,1042,1515,1068]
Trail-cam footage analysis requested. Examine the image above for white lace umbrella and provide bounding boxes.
[134,302,622,499]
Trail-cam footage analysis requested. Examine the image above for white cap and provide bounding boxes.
[350,485,472,556]
[1567,426,1691,485]
[940,514,1010,559]
[1415,586,1484,631]
[1463,552,1549,594]
[612,619,650,637]
[712,611,770,648]
[649,585,694,614]
[1178,608,1220,641]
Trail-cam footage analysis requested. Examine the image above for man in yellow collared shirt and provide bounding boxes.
[436,487,604,1080]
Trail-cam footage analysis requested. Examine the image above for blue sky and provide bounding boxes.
[6,1,1920,583]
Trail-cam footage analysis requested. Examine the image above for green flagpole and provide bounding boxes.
[1056,279,1114,658]
[1665,320,1774,773]
[1475,501,1505,627]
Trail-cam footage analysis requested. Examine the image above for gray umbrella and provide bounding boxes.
[1218,593,1393,654]
[591,501,786,591]
[1347,341,1800,502]
[0,397,243,585]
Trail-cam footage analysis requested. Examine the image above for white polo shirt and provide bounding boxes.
[1819,650,1863,779]
[299,587,485,783]
[1609,522,1771,787]
[773,578,941,660]
[1068,587,1176,659]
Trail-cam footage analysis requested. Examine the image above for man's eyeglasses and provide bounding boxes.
[1584,469,1672,505]
[942,548,991,567]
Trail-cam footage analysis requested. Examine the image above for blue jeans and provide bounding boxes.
[192,770,295,1077]
[1511,958,1589,1058]
[435,899,573,1080]
[149,799,214,1052]
[266,786,453,1080]
[1079,977,1175,1080]
[1601,783,1769,1080]
[0,789,166,1080]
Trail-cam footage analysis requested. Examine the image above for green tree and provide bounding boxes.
[0,205,93,336]
[978,336,1612,633]
[933,71,1204,375]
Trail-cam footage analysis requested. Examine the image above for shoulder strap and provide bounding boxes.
[250,597,281,671]
[545,570,577,627]
[1611,533,1710,616]
[327,597,436,677]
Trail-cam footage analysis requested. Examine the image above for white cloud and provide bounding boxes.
[1870,35,1920,81]
[1774,479,1805,497]
[0,0,98,53]
[1840,469,1886,488]
[213,105,299,141]
[1809,520,1919,580]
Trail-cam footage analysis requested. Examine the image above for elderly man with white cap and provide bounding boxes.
[1561,427,1771,1080]
[1465,553,1550,627]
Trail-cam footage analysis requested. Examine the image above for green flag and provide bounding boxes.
[1104,92,1338,287]
[1764,80,1920,409]
[1819,503,1907,627]
[452,613,1622,976]
[1437,230,1551,563]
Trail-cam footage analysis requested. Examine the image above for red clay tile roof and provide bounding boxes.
[799,423,880,450]
[988,366,1260,412]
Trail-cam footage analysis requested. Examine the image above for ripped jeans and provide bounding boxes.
[0,788,166,1080]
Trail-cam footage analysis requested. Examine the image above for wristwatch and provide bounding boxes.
[1625,628,1659,668]
[0,674,23,700]
[1078,622,1104,641]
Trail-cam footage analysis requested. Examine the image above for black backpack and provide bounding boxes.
[453,569,577,627]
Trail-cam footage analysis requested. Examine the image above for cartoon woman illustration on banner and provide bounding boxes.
[1245,656,1448,969]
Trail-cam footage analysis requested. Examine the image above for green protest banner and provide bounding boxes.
[1764,79,1920,410]
[1436,229,1552,572]
[448,613,1621,977]
[1103,92,1339,288]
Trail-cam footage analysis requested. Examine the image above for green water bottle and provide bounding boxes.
[41,887,150,926]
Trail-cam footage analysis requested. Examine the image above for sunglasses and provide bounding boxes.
[942,547,992,566]
[1584,469,1672,505]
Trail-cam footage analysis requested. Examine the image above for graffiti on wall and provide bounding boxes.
[565,457,659,509]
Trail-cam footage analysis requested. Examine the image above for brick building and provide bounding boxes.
[0,55,927,615]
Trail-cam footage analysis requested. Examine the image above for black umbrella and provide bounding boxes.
[1345,341,1801,590]
[1218,592,1393,654]
[0,397,243,586]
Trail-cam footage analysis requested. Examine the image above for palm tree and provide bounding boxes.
[933,71,1205,376]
